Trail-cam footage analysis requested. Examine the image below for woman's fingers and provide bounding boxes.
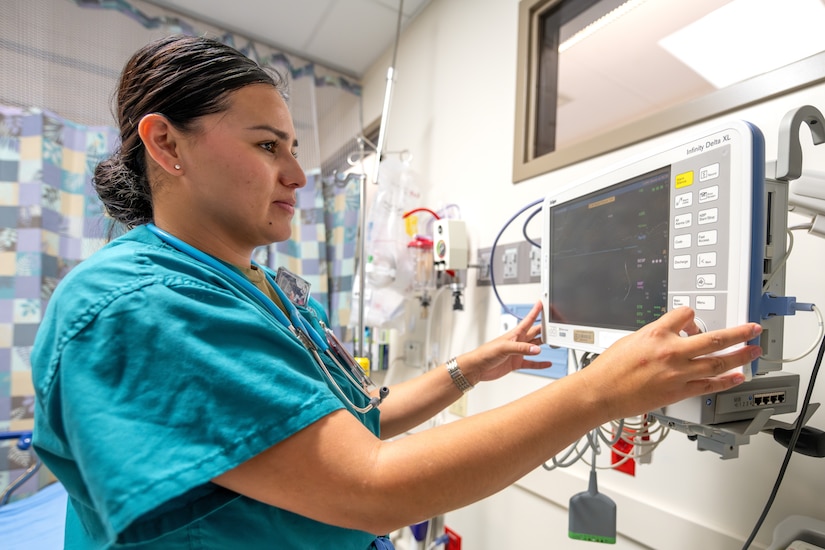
[516,302,543,332]
[690,344,759,377]
[685,369,748,396]
[681,323,762,360]
[650,306,762,359]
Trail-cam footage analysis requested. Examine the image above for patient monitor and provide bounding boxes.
[540,121,801,457]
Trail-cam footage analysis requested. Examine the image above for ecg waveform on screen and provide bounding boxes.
[548,167,671,331]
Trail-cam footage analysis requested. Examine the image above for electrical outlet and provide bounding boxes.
[503,247,519,280]
[529,244,541,281]
[477,242,541,286]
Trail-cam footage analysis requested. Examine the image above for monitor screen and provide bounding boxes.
[540,121,765,365]
[547,166,670,331]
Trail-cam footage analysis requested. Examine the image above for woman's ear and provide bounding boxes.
[137,113,183,175]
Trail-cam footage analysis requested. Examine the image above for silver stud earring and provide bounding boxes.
[174,164,181,170]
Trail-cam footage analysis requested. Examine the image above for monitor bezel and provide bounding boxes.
[540,121,765,374]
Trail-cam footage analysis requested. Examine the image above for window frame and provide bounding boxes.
[513,0,825,183]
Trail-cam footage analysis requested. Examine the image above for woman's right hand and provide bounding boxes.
[579,306,762,421]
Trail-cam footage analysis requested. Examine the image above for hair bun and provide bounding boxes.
[93,151,152,229]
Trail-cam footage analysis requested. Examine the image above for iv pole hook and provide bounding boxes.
[775,104,825,181]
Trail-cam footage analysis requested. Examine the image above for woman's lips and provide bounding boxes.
[274,200,295,215]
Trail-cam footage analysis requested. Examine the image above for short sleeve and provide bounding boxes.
[35,273,345,544]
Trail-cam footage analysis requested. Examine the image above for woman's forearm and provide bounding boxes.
[376,359,467,439]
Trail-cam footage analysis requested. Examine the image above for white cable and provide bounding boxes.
[582,415,670,470]
[762,224,817,292]
[760,224,823,364]
[545,413,670,471]
[543,354,672,471]
[774,304,825,364]
[763,229,794,292]
[423,286,450,372]
[789,222,815,231]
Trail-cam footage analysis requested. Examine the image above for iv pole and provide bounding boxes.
[354,0,404,358]
[356,156,368,357]
[371,0,404,187]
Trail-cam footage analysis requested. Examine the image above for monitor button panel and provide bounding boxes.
[668,149,731,331]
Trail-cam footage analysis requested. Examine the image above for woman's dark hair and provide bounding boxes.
[94,35,286,230]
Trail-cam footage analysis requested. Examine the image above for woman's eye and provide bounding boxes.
[291,150,299,159]
[260,141,278,153]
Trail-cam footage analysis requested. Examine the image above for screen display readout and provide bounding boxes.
[547,166,671,331]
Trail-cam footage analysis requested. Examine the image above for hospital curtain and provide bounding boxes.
[0,0,364,499]
[0,105,117,498]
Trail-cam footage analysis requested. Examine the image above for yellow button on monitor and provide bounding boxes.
[675,171,694,188]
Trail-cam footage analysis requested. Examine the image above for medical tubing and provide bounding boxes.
[402,207,440,220]
[598,418,626,447]
[742,323,824,549]
[424,286,450,370]
[760,302,824,363]
[590,431,598,474]
[522,205,542,248]
[545,429,601,470]
[762,223,814,293]
[542,437,589,470]
[438,203,462,220]
[543,353,592,470]
[786,304,824,360]
[777,304,824,363]
[543,361,668,471]
[425,533,450,549]
[490,197,544,319]
[605,417,669,467]
[762,229,794,292]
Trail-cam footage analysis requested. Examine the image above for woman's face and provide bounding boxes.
[161,83,306,261]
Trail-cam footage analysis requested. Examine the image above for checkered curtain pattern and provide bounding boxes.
[0,0,363,500]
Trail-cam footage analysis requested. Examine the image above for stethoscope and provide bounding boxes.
[145,223,389,414]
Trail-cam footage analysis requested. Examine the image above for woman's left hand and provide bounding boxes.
[457,301,550,385]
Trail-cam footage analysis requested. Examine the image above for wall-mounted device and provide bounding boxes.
[433,219,469,271]
[539,121,800,456]
[540,121,765,369]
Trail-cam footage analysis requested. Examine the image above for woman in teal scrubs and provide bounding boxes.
[30,35,762,549]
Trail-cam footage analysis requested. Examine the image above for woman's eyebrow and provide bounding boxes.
[248,124,298,147]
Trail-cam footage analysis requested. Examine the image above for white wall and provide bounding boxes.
[361,1,825,549]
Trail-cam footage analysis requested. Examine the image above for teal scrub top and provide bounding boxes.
[31,226,381,549]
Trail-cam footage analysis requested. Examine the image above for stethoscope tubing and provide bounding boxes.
[144,223,385,412]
